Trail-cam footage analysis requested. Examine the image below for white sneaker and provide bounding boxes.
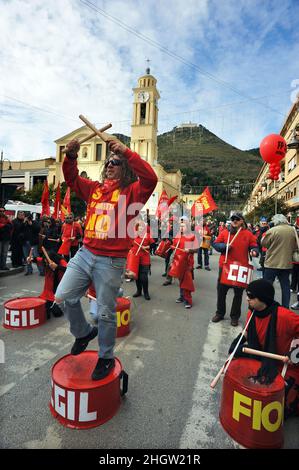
[291,302,299,310]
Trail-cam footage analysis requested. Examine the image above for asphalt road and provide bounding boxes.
[0,253,298,449]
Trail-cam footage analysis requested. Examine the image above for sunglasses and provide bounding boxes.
[105,159,122,168]
[246,292,256,299]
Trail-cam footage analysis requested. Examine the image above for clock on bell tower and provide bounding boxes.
[131,68,160,166]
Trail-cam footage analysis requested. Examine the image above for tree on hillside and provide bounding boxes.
[245,197,289,224]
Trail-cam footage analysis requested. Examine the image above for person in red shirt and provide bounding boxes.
[55,138,157,380]
[228,279,299,419]
[132,220,154,300]
[212,212,258,326]
[171,216,199,309]
[60,212,83,259]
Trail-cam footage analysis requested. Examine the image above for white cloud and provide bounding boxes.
[0,0,298,161]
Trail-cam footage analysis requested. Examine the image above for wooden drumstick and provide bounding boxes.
[133,240,149,252]
[62,123,112,153]
[210,312,254,389]
[87,293,96,301]
[79,115,117,143]
[242,347,289,363]
[136,232,147,255]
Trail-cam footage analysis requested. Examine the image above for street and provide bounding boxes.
[0,253,298,449]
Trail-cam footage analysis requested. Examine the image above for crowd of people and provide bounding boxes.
[1,137,298,419]
[0,208,85,273]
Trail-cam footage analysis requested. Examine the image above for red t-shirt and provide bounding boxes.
[173,233,199,268]
[133,234,154,266]
[61,222,83,247]
[63,148,157,258]
[215,228,258,268]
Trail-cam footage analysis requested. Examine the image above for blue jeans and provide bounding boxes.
[263,268,291,308]
[55,246,125,358]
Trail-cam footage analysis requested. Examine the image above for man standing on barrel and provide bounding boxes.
[55,138,157,380]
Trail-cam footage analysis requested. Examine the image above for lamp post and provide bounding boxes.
[0,152,12,206]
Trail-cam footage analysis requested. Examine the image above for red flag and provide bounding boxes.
[41,180,50,217]
[191,187,218,217]
[155,190,169,218]
[61,187,71,221]
[52,183,61,219]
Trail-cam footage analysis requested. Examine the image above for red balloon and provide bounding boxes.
[260,134,287,164]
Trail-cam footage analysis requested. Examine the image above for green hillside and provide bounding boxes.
[157,125,262,185]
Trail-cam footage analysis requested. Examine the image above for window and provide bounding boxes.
[59,146,66,162]
[288,156,297,173]
[96,144,102,161]
[140,103,146,124]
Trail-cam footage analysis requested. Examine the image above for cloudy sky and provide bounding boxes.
[1,0,299,161]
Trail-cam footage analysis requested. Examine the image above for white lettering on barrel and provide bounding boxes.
[237,266,248,283]
[4,309,10,325]
[52,384,97,422]
[22,310,27,327]
[10,310,20,327]
[79,392,97,422]
[228,264,238,281]
[55,384,66,418]
[29,309,39,326]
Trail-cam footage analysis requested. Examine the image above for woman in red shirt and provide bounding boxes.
[132,221,154,300]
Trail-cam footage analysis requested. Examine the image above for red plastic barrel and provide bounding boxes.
[125,250,140,279]
[3,297,47,330]
[116,297,131,337]
[219,358,285,449]
[49,351,127,429]
[168,251,188,279]
[155,240,171,258]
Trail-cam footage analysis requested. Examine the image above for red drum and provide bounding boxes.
[168,251,188,279]
[220,261,253,288]
[39,268,55,302]
[116,297,131,338]
[155,240,171,258]
[125,249,140,279]
[50,351,128,429]
[3,297,47,330]
[58,239,72,256]
[220,358,285,448]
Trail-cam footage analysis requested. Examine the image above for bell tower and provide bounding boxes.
[131,67,160,166]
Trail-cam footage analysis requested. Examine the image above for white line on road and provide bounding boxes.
[179,320,242,449]
[0,382,16,397]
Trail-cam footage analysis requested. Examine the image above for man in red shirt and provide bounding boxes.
[55,138,157,380]
[212,212,258,326]
[228,279,299,419]
[60,213,83,259]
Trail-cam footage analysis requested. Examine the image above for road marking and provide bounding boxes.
[179,320,242,449]
[0,382,16,397]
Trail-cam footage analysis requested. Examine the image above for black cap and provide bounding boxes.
[246,279,275,306]
[230,212,245,221]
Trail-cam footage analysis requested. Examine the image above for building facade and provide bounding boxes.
[243,96,299,221]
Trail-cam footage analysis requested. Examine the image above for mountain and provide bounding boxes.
[156,125,262,184]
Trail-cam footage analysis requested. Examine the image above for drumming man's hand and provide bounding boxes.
[66,139,80,159]
[250,250,258,257]
[108,140,127,156]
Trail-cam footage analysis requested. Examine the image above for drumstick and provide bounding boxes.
[136,232,147,255]
[41,246,53,266]
[242,347,289,363]
[79,115,117,143]
[62,123,112,153]
[223,231,231,265]
[87,293,96,301]
[133,240,149,252]
[281,362,288,379]
[210,312,253,389]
